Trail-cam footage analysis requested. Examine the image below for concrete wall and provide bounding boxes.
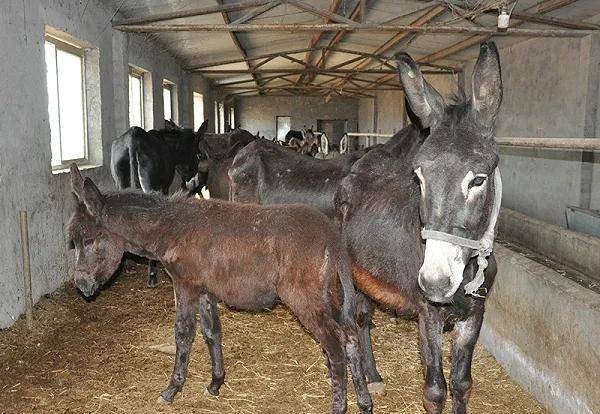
[0,0,213,328]
[462,36,600,227]
[481,245,600,414]
[359,37,600,229]
[235,95,359,139]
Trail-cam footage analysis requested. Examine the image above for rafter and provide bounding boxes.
[216,0,262,94]
[187,46,321,70]
[112,0,273,26]
[302,1,363,85]
[198,68,452,74]
[365,0,582,89]
[329,5,446,92]
[284,0,359,25]
[294,0,345,86]
[231,1,281,24]
[113,23,595,37]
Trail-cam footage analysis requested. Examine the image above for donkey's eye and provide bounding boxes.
[470,176,486,187]
[83,239,94,247]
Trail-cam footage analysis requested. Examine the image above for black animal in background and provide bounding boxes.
[110,120,208,286]
[229,139,367,218]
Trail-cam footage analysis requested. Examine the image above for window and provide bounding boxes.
[214,101,219,133]
[129,68,144,128]
[45,36,87,167]
[163,80,174,122]
[276,116,292,141]
[229,106,235,130]
[218,102,225,134]
[193,92,204,131]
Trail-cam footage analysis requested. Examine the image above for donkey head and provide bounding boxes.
[67,165,125,297]
[397,42,503,303]
[175,119,209,190]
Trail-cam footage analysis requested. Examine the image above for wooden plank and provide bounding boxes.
[113,0,273,26]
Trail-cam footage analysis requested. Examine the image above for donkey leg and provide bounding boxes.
[148,260,158,288]
[159,287,198,404]
[323,335,349,414]
[198,292,225,396]
[344,330,374,414]
[418,304,447,414]
[450,309,484,414]
[355,291,384,394]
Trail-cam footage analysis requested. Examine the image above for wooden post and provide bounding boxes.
[19,211,34,329]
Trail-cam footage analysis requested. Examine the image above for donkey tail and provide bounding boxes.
[129,144,141,189]
[333,238,356,327]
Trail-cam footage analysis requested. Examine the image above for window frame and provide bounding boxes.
[128,67,145,129]
[193,92,205,131]
[163,79,175,123]
[45,34,89,170]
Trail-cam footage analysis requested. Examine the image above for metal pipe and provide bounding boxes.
[346,133,600,151]
[113,23,597,38]
[494,137,600,151]
[19,211,34,329]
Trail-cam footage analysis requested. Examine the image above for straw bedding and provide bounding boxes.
[0,265,546,413]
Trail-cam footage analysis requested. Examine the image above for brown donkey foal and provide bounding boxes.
[66,165,372,414]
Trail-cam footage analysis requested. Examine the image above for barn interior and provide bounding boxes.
[1,1,600,413]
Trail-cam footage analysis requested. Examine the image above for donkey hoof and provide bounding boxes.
[147,277,158,288]
[157,395,171,405]
[367,381,386,396]
[205,386,219,397]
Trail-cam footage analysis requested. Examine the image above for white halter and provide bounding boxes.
[420,167,502,298]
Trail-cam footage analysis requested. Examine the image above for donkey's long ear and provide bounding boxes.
[82,178,105,217]
[471,42,503,129]
[70,164,85,201]
[395,53,445,128]
[196,120,209,137]
[319,133,329,155]
[340,134,348,154]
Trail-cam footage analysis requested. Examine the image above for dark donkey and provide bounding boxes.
[334,42,503,414]
[229,139,366,218]
[66,165,373,414]
[110,120,208,286]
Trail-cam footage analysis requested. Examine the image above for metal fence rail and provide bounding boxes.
[345,133,600,151]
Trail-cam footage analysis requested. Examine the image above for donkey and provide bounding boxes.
[110,120,208,287]
[334,42,503,414]
[66,165,373,414]
[315,133,349,159]
[229,139,367,218]
[193,135,260,200]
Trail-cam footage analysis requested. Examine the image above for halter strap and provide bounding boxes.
[421,167,502,298]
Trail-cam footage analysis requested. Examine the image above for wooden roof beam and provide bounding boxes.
[113,0,273,26]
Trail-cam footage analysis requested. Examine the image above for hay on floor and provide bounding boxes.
[0,266,546,413]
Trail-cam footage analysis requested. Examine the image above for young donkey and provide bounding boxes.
[66,165,372,414]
